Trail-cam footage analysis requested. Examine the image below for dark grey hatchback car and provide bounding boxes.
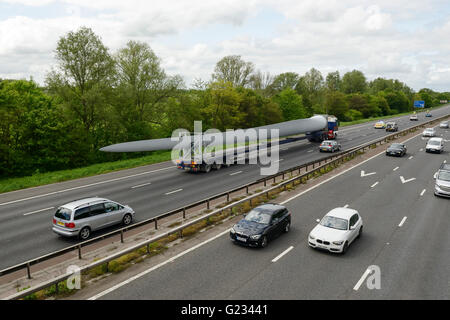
[230,204,291,248]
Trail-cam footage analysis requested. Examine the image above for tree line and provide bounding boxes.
[1,26,449,178]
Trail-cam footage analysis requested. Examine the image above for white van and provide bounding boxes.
[426,137,444,153]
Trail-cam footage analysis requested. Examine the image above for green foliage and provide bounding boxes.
[325,91,348,119]
[2,27,448,182]
[341,70,367,94]
[273,88,307,120]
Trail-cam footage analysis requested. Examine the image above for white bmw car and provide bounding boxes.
[308,208,363,254]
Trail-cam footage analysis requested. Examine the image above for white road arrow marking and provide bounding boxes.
[361,170,376,177]
[400,176,416,184]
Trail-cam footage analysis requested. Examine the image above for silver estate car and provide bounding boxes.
[52,197,135,240]
[319,140,341,153]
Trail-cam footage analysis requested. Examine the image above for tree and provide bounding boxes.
[248,70,273,97]
[369,94,390,116]
[325,71,341,92]
[46,26,115,147]
[325,91,349,120]
[273,88,307,121]
[212,55,255,87]
[203,81,244,130]
[268,72,300,94]
[0,79,73,177]
[341,70,367,94]
[115,40,184,136]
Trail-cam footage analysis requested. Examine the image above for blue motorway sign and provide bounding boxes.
[414,100,425,108]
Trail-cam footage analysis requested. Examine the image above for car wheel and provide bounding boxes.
[79,227,91,240]
[283,222,290,233]
[342,241,349,254]
[357,226,363,239]
[122,213,132,226]
[260,236,268,248]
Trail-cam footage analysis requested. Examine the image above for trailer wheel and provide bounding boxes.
[203,164,212,173]
[214,163,222,170]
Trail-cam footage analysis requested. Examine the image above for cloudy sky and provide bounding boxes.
[1,0,449,91]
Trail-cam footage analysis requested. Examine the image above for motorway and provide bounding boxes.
[0,106,449,270]
[94,120,450,300]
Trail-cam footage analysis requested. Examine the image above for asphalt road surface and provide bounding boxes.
[0,106,448,270]
[96,121,450,300]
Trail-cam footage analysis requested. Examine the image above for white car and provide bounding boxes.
[426,137,444,153]
[422,128,436,137]
[308,208,363,254]
[439,121,449,129]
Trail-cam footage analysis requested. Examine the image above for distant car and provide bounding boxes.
[230,204,291,248]
[439,162,450,171]
[52,197,135,240]
[425,112,432,117]
[385,122,398,132]
[439,121,449,129]
[374,121,386,129]
[426,137,444,153]
[386,143,407,157]
[434,168,450,197]
[308,208,363,254]
[319,140,341,153]
[422,128,436,137]
[410,114,418,121]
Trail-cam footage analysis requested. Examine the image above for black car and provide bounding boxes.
[385,122,398,132]
[386,143,407,157]
[230,204,291,248]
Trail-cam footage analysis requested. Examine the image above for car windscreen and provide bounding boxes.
[390,144,403,148]
[55,207,72,221]
[428,140,441,146]
[438,171,450,181]
[320,216,348,230]
[244,209,272,225]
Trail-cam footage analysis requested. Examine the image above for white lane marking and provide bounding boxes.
[280,130,426,205]
[420,189,426,196]
[131,182,152,189]
[271,246,294,263]
[444,160,447,164]
[88,229,231,300]
[354,268,372,291]
[165,189,183,195]
[408,156,414,160]
[275,159,284,163]
[361,170,376,177]
[281,147,289,151]
[23,207,54,216]
[87,110,450,299]
[371,182,379,188]
[393,167,399,171]
[230,171,243,176]
[399,216,408,227]
[400,176,416,184]
[420,148,424,152]
[0,166,173,207]
[307,150,314,153]
[344,204,349,208]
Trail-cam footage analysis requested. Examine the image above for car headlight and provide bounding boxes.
[230,228,236,234]
[250,234,261,240]
[333,241,344,245]
[309,234,315,240]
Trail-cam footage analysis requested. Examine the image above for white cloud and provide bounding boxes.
[0,0,449,91]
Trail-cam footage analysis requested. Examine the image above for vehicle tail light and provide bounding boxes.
[65,222,76,229]
[52,218,56,224]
